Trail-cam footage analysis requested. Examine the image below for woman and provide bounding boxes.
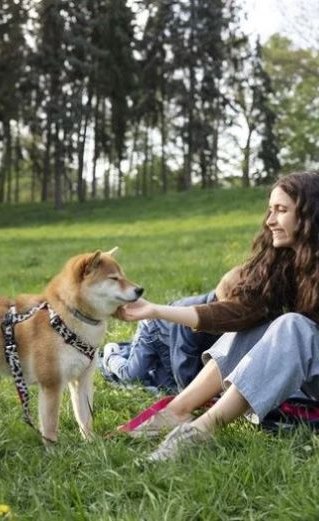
[117,171,319,462]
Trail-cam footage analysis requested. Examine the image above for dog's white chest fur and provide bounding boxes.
[58,344,93,382]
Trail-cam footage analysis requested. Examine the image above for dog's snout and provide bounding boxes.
[135,287,144,298]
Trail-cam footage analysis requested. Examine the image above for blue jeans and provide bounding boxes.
[169,293,221,389]
[203,313,319,420]
[104,291,220,392]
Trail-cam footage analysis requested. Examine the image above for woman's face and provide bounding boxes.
[266,186,298,249]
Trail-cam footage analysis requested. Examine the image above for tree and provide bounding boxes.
[100,0,137,197]
[263,34,319,172]
[229,39,280,186]
[33,0,70,208]
[133,0,174,195]
[0,0,30,203]
[166,0,230,189]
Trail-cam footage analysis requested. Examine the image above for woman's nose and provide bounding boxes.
[266,212,276,227]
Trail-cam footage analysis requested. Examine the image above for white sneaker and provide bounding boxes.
[146,423,211,462]
[103,342,119,369]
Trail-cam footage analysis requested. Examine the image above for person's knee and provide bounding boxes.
[272,312,314,330]
[270,313,316,355]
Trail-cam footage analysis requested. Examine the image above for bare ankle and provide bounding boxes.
[192,410,224,433]
[167,402,193,421]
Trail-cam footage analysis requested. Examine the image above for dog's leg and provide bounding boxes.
[68,368,95,440]
[38,384,63,444]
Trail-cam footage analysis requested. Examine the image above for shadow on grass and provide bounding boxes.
[0,187,267,228]
[0,221,259,245]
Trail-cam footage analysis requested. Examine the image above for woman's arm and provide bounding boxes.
[116,298,199,329]
[117,266,243,325]
[116,296,268,334]
[115,265,265,333]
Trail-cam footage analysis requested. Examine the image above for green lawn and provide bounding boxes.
[1,188,319,521]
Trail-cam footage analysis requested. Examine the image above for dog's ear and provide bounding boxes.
[106,246,119,257]
[84,250,102,276]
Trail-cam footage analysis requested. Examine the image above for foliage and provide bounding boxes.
[0,0,264,204]
[1,3,317,204]
[263,34,319,172]
[0,0,30,203]
[227,38,280,186]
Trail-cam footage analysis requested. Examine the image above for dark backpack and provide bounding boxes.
[260,397,319,433]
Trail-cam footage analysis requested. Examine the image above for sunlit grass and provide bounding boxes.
[1,187,318,520]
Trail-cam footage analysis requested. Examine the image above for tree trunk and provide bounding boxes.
[91,95,100,199]
[78,89,92,203]
[54,123,63,209]
[200,149,207,189]
[42,117,52,201]
[4,120,12,203]
[117,156,123,198]
[149,143,154,195]
[242,126,254,188]
[105,145,114,199]
[14,131,21,203]
[142,125,149,197]
[210,114,220,187]
[184,0,196,191]
[103,170,110,199]
[0,167,5,203]
[31,167,36,202]
[160,66,167,193]
[129,121,140,196]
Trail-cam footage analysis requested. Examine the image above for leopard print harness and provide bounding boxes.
[1,302,96,429]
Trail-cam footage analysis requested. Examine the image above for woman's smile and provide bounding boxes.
[266,187,298,249]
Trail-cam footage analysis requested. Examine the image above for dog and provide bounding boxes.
[0,248,143,444]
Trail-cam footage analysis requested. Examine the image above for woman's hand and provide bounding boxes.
[114,298,199,329]
[114,298,157,322]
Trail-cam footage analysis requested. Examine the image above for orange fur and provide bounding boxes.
[0,250,143,444]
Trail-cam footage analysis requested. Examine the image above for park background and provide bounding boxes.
[1,0,318,206]
[1,1,319,520]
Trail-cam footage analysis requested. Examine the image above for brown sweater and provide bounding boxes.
[194,300,269,334]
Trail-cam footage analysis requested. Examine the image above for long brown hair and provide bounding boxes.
[234,171,319,318]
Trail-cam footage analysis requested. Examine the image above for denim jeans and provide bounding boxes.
[203,313,319,420]
[105,291,219,392]
[169,292,220,389]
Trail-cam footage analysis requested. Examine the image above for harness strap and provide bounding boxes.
[47,305,96,361]
[1,303,47,427]
[1,301,96,434]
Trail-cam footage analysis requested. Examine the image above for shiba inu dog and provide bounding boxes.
[0,249,143,444]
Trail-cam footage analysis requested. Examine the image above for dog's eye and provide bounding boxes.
[108,276,119,281]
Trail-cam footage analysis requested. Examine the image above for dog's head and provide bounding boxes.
[51,249,144,318]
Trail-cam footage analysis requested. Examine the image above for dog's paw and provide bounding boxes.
[42,436,57,452]
[81,430,96,442]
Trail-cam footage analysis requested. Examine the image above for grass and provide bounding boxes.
[1,187,319,521]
